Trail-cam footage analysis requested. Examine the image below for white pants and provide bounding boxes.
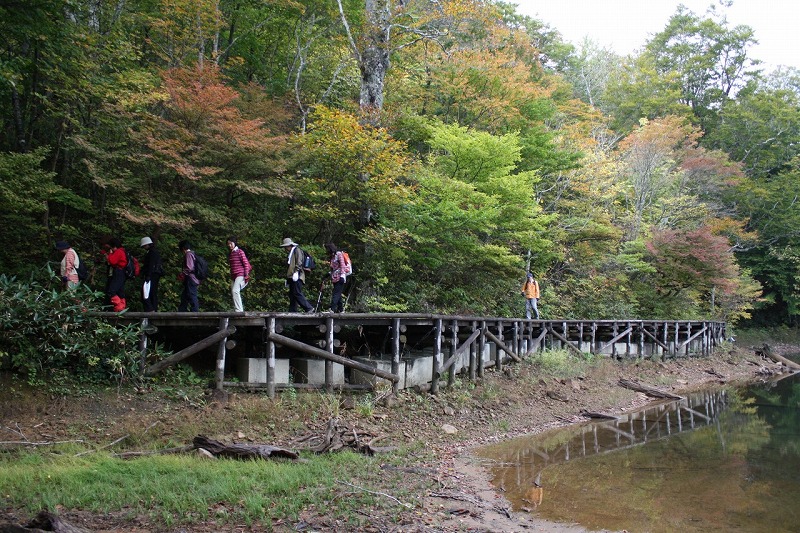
[231,276,246,312]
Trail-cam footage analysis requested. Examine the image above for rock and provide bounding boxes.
[382,395,398,407]
[568,379,581,391]
[443,405,455,416]
[441,424,458,435]
[210,389,228,406]
[196,447,216,459]
[546,390,569,402]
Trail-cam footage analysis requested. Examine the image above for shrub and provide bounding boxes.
[528,348,597,379]
[0,268,141,384]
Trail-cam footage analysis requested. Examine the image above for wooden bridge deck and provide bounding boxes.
[103,312,727,397]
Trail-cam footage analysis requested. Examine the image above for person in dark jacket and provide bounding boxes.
[177,240,200,312]
[140,236,162,312]
[281,237,313,313]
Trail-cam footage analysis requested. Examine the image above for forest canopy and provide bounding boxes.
[2,0,799,325]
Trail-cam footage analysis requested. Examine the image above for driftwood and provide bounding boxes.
[0,440,85,448]
[580,410,618,420]
[618,379,683,400]
[755,344,800,371]
[429,490,512,518]
[0,511,91,533]
[115,437,298,461]
[292,418,396,455]
[115,445,194,459]
[193,436,299,461]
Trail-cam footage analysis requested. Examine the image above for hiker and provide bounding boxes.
[55,241,80,290]
[521,272,540,319]
[140,236,163,312]
[102,238,128,312]
[280,237,314,313]
[324,242,349,313]
[177,240,200,312]
[227,237,252,312]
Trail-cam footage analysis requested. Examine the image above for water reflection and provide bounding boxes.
[477,373,800,533]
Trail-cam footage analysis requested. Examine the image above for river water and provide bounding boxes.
[476,371,800,532]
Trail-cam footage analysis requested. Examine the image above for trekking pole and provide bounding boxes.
[342,279,353,312]
[314,278,327,312]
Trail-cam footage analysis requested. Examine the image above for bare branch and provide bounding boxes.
[336,480,414,508]
[336,0,362,64]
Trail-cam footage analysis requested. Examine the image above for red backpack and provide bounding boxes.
[340,251,353,276]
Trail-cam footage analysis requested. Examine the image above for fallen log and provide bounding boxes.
[618,379,683,400]
[755,344,800,371]
[580,410,618,420]
[193,436,299,461]
[0,511,91,533]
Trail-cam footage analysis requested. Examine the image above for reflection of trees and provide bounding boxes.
[744,380,800,459]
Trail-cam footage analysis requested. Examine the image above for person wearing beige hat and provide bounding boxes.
[140,236,163,311]
[280,237,313,313]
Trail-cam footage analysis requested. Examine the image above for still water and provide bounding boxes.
[476,372,800,532]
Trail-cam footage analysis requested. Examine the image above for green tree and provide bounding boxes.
[387,120,552,314]
[644,4,759,131]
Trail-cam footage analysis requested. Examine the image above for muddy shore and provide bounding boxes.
[1,341,796,532]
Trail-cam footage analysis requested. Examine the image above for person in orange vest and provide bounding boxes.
[521,272,540,319]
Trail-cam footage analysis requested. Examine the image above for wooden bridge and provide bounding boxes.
[106,312,727,398]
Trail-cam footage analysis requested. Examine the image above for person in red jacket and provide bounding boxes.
[102,238,128,312]
[227,237,252,312]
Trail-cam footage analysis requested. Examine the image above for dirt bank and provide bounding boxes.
[1,342,796,532]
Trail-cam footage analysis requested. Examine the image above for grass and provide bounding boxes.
[731,326,800,346]
[0,447,406,530]
[526,348,599,379]
[0,374,443,531]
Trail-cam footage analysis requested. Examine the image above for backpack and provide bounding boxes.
[75,253,89,281]
[193,253,209,280]
[124,250,140,280]
[340,251,353,276]
[301,249,316,271]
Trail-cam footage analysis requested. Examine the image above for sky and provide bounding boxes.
[512,0,800,71]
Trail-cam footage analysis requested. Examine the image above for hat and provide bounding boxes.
[527,272,534,279]
[140,236,153,247]
[280,237,297,247]
[55,241,70,250]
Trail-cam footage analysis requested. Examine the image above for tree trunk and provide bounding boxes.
[359,0,390,121]
[193,435,299,460]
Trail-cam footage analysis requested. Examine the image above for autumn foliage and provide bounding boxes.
[1,0,787,323]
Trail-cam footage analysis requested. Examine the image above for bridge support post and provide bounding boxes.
[495,321,504,372]
[267,318,276,399]
[392,318,401,395]
[478,320,486,379]
[139,318,149,372]
[448,319,458,388]
[326,316,335,393]
[215,318,229,390]
[431,319,442,395]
